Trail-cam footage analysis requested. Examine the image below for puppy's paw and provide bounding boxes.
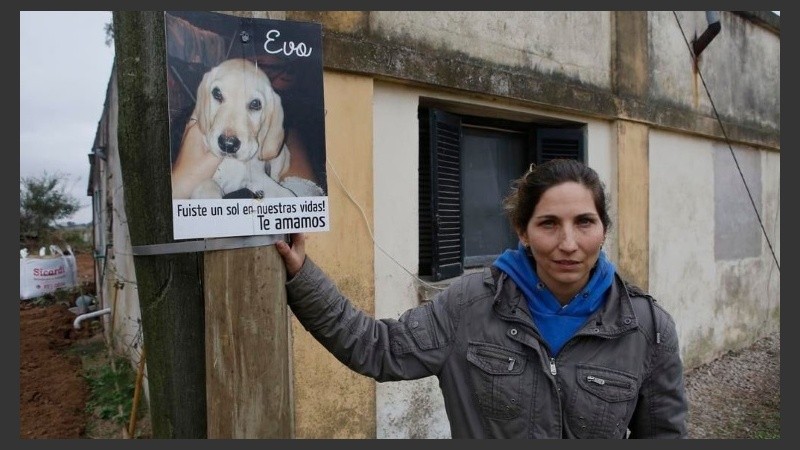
[281,177,325,197]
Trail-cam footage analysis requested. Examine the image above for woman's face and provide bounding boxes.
[517,181,606,303]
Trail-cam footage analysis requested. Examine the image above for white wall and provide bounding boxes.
[585,121,618,262]
[761,150,781,324]
[372,83,450,438]
[99,74,148,402]
[649,129,779,368]
[649,131,718,364]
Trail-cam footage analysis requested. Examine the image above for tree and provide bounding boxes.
[20,172,81,242]
[104,20,114,47]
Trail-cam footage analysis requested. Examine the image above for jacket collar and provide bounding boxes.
[486,267,639,338]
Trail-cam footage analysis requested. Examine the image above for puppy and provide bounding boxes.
[171,58,294,199]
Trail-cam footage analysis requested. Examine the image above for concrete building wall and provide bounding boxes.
[649,11,780,129]
[290,71,376,438]
[649,131,718,369]
[586,120,618,263]
[615,121,650,288]
[93,70,149,402]
[370,11,612,89]
[648,130,779,369]
[372,82,449,438]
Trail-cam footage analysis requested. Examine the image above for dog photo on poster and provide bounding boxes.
[165,11,329,240]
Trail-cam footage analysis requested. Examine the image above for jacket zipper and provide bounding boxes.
[495,307,558,376]
[476,348,517,372]
[497,309,563,435]
[586,375,630,388]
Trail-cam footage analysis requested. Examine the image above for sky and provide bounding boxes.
[20,11,115,225]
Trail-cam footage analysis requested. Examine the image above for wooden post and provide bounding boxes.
[204,245,292,438]
[203,11,293,438]
[200,11,293,439]
[117,10,293,438]
[127,347,147,438]
[114,11,208,438]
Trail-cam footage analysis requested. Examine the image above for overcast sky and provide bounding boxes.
[20,11,115,225]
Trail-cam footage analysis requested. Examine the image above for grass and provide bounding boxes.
[68,338,150,438]
[85,355,135,425]
[29,286,83,307]
[747,402,781,439]
[707,391,781,439]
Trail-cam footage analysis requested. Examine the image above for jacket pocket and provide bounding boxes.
[467,342,528,420]
[391,303,439,355]
[568,364,638,438]
[405,303,437,350]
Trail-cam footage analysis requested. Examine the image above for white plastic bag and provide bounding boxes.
[19,245,79,300]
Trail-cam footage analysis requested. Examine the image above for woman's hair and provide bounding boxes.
[503,159,611,233]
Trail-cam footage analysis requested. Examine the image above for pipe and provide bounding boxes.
[73,308,112,330]
[693,11,722,58]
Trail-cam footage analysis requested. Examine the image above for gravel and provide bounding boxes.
[683,331,780,439]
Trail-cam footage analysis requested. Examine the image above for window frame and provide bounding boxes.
[418,105,586,281]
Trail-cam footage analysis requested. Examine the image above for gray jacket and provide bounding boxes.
[286,257,688,438]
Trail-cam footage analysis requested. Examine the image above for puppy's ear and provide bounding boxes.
[258,89,286,160]
[266,144,291,181]
[192,66,215,133]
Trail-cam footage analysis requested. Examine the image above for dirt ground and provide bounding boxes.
[684,331,780,439]
[19,249,97,438]
[19,250,779,439]
[19,249,151,439]
[19,301,95,438]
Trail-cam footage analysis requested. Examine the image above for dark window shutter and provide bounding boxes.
[419,109,434,276]
[536,128,585,163]
[419,108,463,281]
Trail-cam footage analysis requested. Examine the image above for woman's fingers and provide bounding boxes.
[276,233,306,277]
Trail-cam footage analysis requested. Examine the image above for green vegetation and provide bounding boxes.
[748,402,780,439]
[709,395,780,439]
[20,172,82,244]
[79,344,146,434]
[51,226,93,252]
[64,320,150,438]
[28,285,91,308]
[752,422,780,439]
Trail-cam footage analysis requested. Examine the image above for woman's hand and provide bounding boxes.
[275,233,306,278]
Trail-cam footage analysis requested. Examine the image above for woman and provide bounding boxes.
[276,159,687,438]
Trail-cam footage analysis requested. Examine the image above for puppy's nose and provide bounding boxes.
[218,135,241,154]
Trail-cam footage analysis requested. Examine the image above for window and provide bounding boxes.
[418,106,585,281]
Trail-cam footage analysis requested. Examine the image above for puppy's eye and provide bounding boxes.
[249,99,262,111]
[212,87,223,102]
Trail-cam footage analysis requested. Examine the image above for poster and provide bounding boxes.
[165,11,329,240]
